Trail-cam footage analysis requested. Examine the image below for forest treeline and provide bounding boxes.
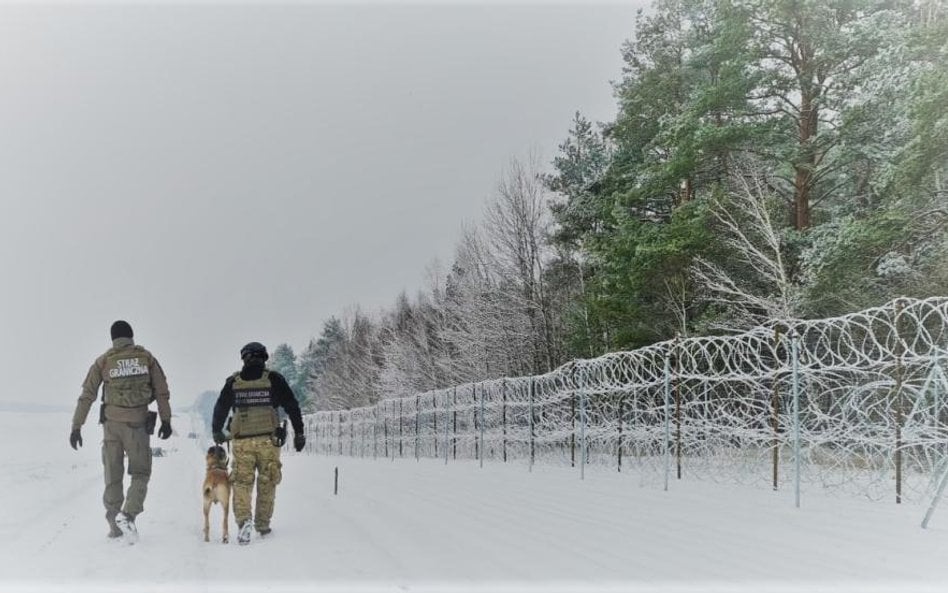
[269,0,947,412]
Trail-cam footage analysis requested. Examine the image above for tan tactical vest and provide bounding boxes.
[102,346,154,408]
[230,371,278,438]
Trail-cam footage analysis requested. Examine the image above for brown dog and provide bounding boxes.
[203,445,231,543]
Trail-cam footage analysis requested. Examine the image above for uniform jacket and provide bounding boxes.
[71,337,172,430]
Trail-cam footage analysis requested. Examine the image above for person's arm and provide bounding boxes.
[149,355,172,423]
[270,372,304,435]
[71,355,104,431]
[211,377,235,434]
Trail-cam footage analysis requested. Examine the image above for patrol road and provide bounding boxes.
[2,410,948,593]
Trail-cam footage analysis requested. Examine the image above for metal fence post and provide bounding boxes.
[383,402,390,460]
[473,384,479,462]
[327,412,332,455]
[529,377,535,473]
[316,416,321,454]
[452,387,458,461]
[792,330,801,509]
[580,383,587,481]
[923,459,948,528]
[772,326,783,491]
[444,391,450,465]
[502,379,508,463]
[617,393,625,472]
[571,382,577,468]
[479,383,486,469]
[674,334,682,480]
[664,352,671,492]
[895,299,905,504]
[934,359,942,430]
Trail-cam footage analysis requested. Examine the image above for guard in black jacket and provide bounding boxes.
[212,342,305,545]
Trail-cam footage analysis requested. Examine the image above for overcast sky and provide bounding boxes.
[0,2,645,412]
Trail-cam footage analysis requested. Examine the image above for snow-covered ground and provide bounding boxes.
[3,410,948,593]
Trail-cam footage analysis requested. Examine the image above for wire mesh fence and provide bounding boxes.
[299,297,948,502]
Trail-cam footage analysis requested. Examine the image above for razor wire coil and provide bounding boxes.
[300,297,948,501]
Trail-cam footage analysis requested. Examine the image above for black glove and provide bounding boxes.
[69,428,82,450]
[213,431,226,444]
[293,433,306,452]
[271,425,287,447]
[157,421,172,440]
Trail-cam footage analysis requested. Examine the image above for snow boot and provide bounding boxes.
[106,513,122,539]
[115,512,139,544]
[257,526,272,536]
[237,521,253,546]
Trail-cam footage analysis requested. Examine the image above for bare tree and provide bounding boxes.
[312,307,382,410]
[441,224,529,381]
[692,163,801,330]
[317,154,571,404]
[378,289,454,399]
[484,154,560,373]
[663,275,691,337]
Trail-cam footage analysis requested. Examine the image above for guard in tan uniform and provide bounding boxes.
[212,342,304,545]
[69,320,172,541]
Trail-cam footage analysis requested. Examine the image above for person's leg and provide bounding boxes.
[123,422,152,517]
[231,439,257,528]
[254,441,282,533]
[101,421,125,535]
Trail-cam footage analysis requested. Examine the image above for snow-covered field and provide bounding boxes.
[3,410,948,593]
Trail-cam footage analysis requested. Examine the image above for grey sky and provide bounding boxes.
[0,3,644,410]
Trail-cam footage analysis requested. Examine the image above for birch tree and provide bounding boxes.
[485,154,561,373]
[692,162,801,329]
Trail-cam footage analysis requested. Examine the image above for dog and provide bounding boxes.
[203,445,231,543]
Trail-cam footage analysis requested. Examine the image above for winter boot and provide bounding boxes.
[257,526,272,536]
[115,512,139,544]
[106,513,122,539]
[237,521,253,546]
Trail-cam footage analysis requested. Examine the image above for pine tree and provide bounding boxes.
[738,0,907,229]
[568,0,751,350]
[298,317,346,410]
[269,343,304,408]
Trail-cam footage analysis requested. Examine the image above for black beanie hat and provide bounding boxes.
[110,320,134,340]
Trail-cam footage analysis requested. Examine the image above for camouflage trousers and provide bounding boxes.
[102,420,152,520]
[231,435,283,531]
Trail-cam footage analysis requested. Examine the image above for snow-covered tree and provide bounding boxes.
[692,162,801,330]
[297,317,345,411]
[310,309,381,410]
[269,343,307,410]
[484,154,562,373]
